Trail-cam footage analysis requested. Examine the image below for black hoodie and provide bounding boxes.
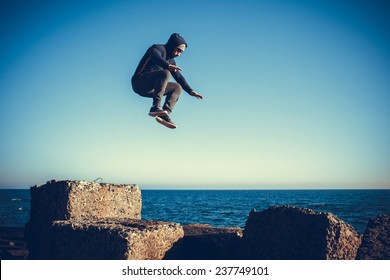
[132,33,193,93]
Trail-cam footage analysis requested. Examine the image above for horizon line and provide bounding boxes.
[1,186,389,191]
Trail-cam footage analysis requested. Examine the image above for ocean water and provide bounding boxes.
[0,189,30,228]
[1,189,389,233]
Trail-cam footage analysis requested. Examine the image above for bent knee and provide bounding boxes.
[173,83,182,93]
[160,69,171,79]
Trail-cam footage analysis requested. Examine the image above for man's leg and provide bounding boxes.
[155,82,182,129]
[133,70,171,106]
[133,71,182,112]
[132,70,172,116]
[151,70,171,108]
[162,82,182,113]
[132,70,182,128]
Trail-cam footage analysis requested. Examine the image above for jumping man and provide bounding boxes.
[131,33,203,129]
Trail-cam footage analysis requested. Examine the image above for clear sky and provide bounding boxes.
[1,0,389,189]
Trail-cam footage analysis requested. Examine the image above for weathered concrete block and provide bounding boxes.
[39,219,184,260]
[26,180,141,259]
[356,214,390,260]
[165,224,243,260]
[29,180,141,222]
[241,205,361,260]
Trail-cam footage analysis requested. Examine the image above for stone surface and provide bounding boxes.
[39,219,184,260]
[165,224,243,260]
[241,205,361,260]
[28,180,142,222]
[356,214,390,260]
[26,180,141,259]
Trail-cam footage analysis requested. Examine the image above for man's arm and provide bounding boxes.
[171,70,193,93]
[149,45,170,69]
[173,71,203,99]
[170,65,203,99]
[189,90,203,99]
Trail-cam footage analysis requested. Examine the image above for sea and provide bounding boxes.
[0,189,389,234]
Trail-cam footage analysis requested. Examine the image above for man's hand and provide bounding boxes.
[190,90,203,99]
[168,64,182,72]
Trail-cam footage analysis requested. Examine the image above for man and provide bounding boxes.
[131,33,203,129]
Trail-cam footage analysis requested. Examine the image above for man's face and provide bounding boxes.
[172,48,184,57]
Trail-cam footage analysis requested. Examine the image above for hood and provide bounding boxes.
[165,33,188,54]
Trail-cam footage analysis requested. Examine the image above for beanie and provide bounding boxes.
[176,44,186,52]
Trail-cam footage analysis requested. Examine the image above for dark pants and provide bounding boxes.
[132,70,182,113]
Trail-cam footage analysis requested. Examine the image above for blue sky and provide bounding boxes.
[1,0,389,189]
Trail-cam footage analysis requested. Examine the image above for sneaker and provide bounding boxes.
[156,115,177,129]
[148,106,169,117]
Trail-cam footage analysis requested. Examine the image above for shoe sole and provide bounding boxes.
[149,111,169,117]
[156,117,177,129]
